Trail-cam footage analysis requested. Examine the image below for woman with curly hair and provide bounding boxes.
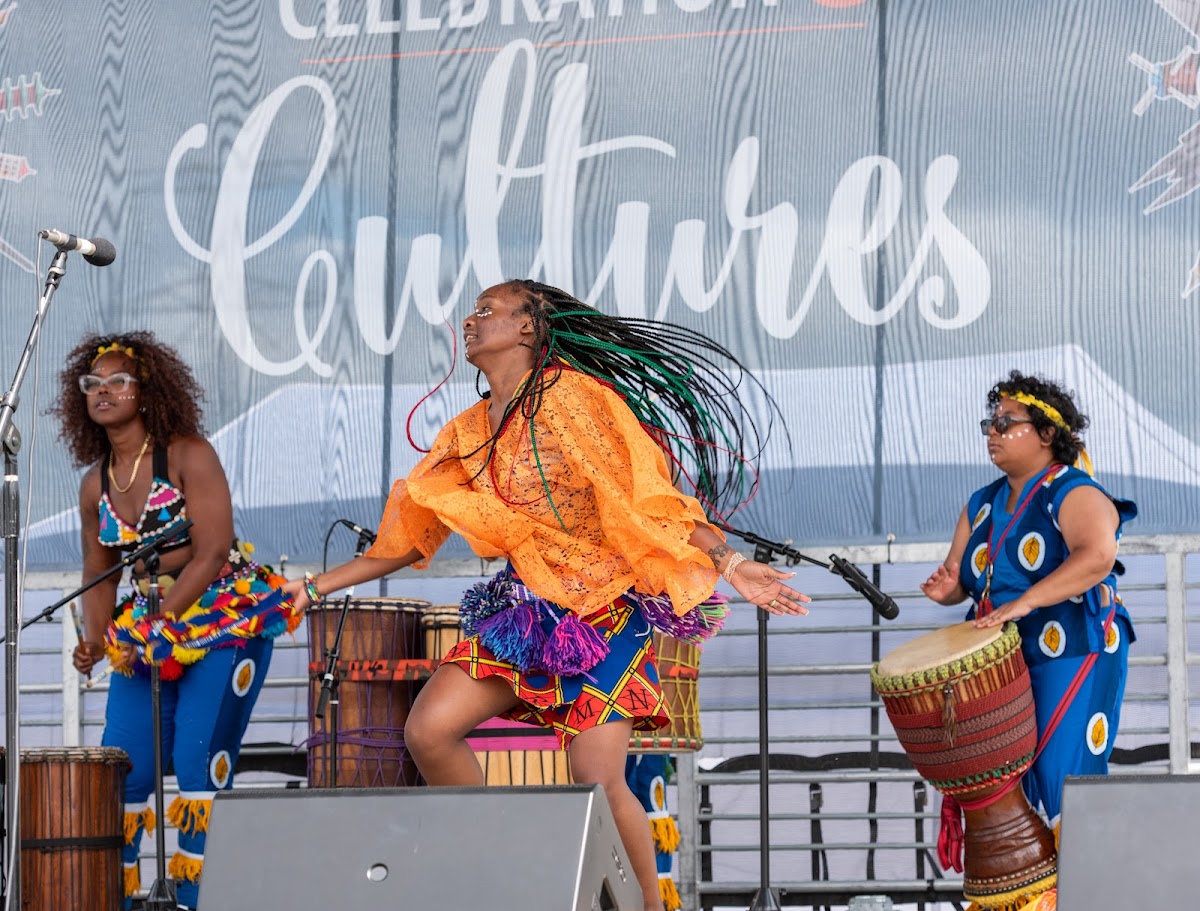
[920,371,1136,863]
[284,280,809,911]
[54,331,298,908]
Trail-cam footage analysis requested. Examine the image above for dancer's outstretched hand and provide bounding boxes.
[729,560,811,616]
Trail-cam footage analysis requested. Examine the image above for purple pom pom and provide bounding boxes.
[635,592,728,645]
[477,600,547,671]
[540,611,609,676]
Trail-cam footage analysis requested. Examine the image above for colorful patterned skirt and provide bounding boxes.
[444,568,675,748]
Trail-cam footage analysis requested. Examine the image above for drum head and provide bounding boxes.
[309,597,430,614]
[20,746,130,764]
[421,604,461,626]
[876,620,1004,677]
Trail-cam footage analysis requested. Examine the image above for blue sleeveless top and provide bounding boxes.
[960,465,1137,666]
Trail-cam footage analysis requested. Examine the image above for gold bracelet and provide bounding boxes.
[721,552,747,583]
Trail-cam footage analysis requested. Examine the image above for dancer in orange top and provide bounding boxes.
[285,280,807,909]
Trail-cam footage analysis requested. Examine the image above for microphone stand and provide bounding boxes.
[314,529,374,787]
[0,249,68,908]
[714,525,900,911]
[142,551,178,911]
[0,521,194,644]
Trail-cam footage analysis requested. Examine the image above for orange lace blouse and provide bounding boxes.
[366,368,721,617]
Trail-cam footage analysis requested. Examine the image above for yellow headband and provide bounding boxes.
[1002,391,1070,433]
[91,342,135,366]
[1001,391,1094,476]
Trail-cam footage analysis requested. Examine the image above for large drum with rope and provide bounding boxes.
[871,621,1057,908]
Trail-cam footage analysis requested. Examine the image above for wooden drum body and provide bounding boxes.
[421,604,465,662]
[19,746,129,911]
[467,719,572,786]
[630,633,703,753]
[306,597,431,787]
[871,621,1057,906]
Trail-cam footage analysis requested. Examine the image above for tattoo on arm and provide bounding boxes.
[707,544,731,568]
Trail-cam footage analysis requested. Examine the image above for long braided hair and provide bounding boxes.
[463,279,783,521]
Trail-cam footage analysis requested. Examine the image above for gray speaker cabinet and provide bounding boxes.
[1058,774,1200,909]
[199,784,643,910]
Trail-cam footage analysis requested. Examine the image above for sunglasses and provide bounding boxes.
[979,416,1034,436]
[79,373,139,395]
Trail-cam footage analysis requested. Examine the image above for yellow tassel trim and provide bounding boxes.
[171,645,209,665]
[650,814,680,854]
[965,891,1056,911]
[168,852,204,884]
[167,796,212,836]
[123,863,140,897]
[123,807,155,843]
[658,875,682,911]
[963,872,1057,911]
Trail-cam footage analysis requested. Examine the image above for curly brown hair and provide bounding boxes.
[51,331,206,467]
[987,370,1088,465]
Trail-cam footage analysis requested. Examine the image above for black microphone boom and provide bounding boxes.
[828,553,900,620]
[338,518,377,545]
[715,523,899,621]
[38,228,117,266]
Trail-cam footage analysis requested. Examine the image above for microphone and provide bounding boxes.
[827,553,900,621]
[38,228,117,266]
[338,518,377,546]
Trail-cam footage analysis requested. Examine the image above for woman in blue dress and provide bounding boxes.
[920,371,1136,826]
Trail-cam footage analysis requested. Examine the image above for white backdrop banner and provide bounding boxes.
[0,0,1196,565]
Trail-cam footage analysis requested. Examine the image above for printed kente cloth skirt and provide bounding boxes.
[443,569,672,748]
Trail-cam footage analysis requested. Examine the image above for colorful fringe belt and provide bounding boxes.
[459,563,728,678]
[107,550,301,680]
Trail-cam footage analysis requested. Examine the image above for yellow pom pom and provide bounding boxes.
[233,578,252,595]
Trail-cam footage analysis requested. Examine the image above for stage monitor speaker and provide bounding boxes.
[199,784,642,911]
[1058,774,1199,910]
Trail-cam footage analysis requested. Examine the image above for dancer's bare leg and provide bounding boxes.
[570,720,664,911]
[404,665,520,786]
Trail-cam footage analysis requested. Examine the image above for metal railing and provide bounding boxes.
[4,535,1197,909]
[673,535,1199,910]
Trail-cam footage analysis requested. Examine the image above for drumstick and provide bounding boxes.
[69,601,83,644]
[69,600,94,682]
[85,662,114,689]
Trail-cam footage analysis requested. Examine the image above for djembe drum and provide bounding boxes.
[306,597,431,787]
[20,747,129,911]
[871,621,1057,908]
[421,604,465,661]
[630,633,703,752]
